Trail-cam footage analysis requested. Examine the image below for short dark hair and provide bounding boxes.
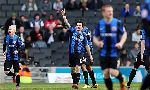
[34,13,40,19]
[75,19,85,27]
[102,4,113,12]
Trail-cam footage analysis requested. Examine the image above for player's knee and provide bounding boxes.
[75,66,80,73]
[86,66,92,71]
[81,64,86,71]
[103,69,110,78]
[110,69,119,77]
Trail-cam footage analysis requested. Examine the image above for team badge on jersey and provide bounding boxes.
[112,26,117,31]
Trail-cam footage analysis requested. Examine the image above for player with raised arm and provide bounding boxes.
[93,5,127,90]
[60,9,93,89]
[3,25,25,90]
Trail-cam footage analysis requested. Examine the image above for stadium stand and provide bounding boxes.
[0,0,144,68]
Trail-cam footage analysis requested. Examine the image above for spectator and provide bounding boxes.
[44,25,55,45]
[25,35,32,59]
[40,0,52,17]
[79,0,89,11]
[32,34,47,48]
[58,27,69,43]
[65,0,78,10]
[121,3,133,17]
[4,13,21,35]
[127,42,140,66]
[25,35,32,49]
[19,61,32,83]
[120,48,128,66]
[21,0,38,11]
[16,26,28,42]
[30,25,43,42]
[44,14,62,29]
[20,15,30,29]
[30,13,44,28]
[133,4,141,17]
[53,0,63,15]
[89,0,103,13]
[132,27,141,42]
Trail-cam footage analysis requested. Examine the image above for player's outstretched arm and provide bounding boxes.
[60,9,71,28]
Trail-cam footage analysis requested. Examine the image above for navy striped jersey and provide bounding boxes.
[3,34,25,60]
[68,27,88,54]
[141,30,150,55]
[82,27,93,54]
[94,18,125,57]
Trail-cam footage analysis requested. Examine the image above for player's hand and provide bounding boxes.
[115,42,123,49]
[60,9,65,16]
[89,55,93,65]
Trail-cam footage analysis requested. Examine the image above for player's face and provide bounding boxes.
[76,23,83,31]
[103,7,113,19]
[8,27,14,35]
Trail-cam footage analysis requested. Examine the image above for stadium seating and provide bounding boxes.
[0,0,143,66]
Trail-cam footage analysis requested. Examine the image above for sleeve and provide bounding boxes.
[30,21,34,28]
[21,4,26,11]
[17,37,25,51]
[93,23,100,37]
[53,3,56,10]
[34,4,38,11]
[84,35,88,46]
[141,30,146,40]
[3,37,6,53]
[44,20,49,29]
[117,20,126,35]
[40,20,44,27]
[68,27,75,33]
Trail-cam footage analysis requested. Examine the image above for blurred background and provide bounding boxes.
[0,0,145,83]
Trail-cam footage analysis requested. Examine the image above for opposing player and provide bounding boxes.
[60,9,93,89]
[127,0,150,89]
[81,27,98,88]
[93,5,127,90]
[3,25,25,90]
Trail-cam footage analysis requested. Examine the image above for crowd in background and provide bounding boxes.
[3,0,143,66]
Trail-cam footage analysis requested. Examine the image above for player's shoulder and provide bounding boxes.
[113,18,122,23]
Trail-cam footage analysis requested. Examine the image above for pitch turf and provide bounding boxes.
[0,83,141,90]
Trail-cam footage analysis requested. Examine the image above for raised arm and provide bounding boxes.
[60,9,71,28]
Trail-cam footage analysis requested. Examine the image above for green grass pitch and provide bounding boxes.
[0,83,141,90]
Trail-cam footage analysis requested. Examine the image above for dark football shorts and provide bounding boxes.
[69,54,85,67]
[4,60,20,73]
[82,53,92,65]
[99,56,119,70]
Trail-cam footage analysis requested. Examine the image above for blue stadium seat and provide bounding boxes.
[1,4,12,11]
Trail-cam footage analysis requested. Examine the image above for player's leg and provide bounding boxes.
[4,60,16,83]
[69,55,78,89]
[141,55,150,90]
[109,57,126,90]
[127,60,141,88]
[140,73,150,90]
[13,60,20,90]
[100,57,113,90]
[81,64,90,88]
[86,65,98,88]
